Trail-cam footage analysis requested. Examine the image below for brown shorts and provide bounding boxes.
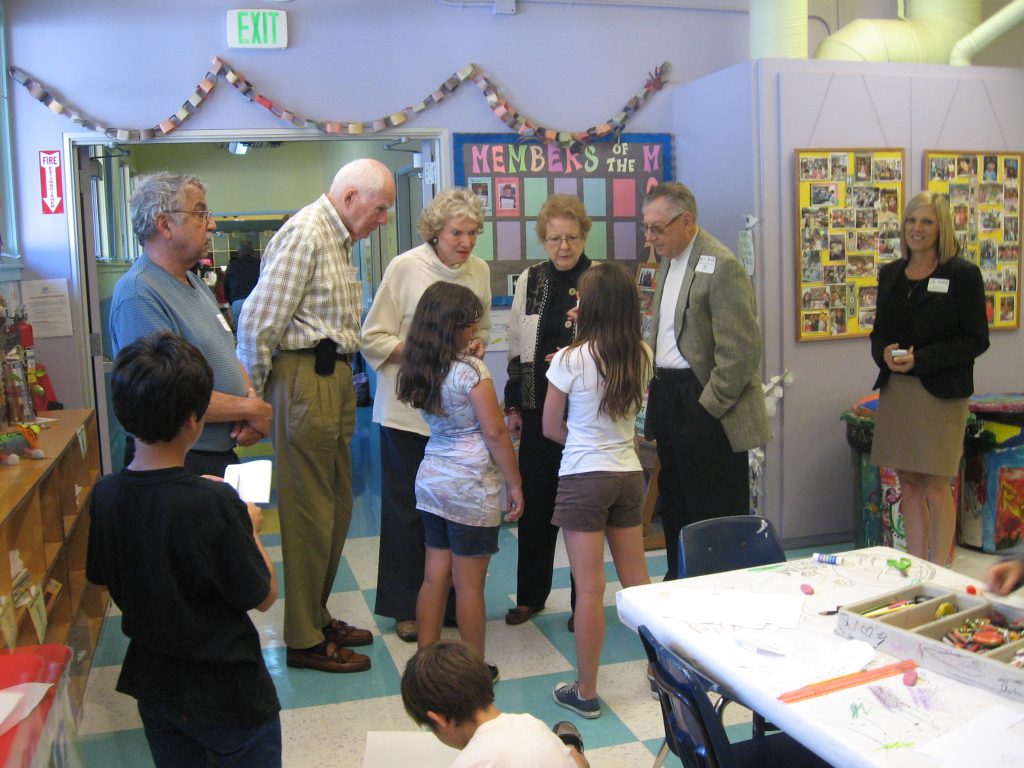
[552,471,645,532]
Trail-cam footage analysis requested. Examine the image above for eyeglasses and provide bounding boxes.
[544,234,583,246]
[642,211,684,236]
[168,208,213,222]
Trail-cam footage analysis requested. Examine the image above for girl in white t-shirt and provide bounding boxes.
[542,262,653,719]
[396,282,524,677]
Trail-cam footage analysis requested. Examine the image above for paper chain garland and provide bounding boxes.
[8,58,668,149]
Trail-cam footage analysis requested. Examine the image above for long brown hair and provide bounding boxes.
[396,282,483,416]
[566,262,651,420]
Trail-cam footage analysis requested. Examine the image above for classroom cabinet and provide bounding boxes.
[0,409,107,720]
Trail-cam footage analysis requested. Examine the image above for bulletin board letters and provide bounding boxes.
[795,148,905,342]
[454,133,674,295]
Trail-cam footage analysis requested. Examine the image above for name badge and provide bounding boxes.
[217,312,232,332]
[927,278,950,293]
[695,254,716,274]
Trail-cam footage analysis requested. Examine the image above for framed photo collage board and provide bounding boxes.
[796,147,1022,342]
[924,150,1021,330]
[796,148,905,342]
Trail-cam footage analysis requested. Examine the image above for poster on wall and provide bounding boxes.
[795,148,905,342]
[454,133,673,296]
[923,150,1021,330]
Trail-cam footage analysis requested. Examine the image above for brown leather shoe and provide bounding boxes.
[323,618,373,647]
[286,642,371,673]
[505,606,543,626]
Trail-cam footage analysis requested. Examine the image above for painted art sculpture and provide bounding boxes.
[0,424,45,465]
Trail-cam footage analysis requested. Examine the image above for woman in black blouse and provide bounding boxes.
[869,191,989,564]
[504,196,591,627]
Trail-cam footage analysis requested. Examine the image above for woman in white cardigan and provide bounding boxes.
[361,188,491,642]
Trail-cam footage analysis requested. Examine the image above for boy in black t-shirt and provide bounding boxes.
[87,331,282,768]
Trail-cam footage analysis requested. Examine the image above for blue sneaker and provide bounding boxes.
[552,681,601,719]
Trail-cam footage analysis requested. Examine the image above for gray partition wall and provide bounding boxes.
[672,59,1024,545]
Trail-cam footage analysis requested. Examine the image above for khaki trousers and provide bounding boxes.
[266,350,355,649]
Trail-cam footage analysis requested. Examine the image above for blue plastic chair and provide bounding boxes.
[639,625,831,768]
[678,516,786,579]
[677,515,787,738]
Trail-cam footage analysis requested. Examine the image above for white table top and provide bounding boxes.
[616,546,1024,767]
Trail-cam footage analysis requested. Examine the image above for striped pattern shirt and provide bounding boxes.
[237,195,361,395]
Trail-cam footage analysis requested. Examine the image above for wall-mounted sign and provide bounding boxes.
[39,150,64,215]
[227,9,288,49]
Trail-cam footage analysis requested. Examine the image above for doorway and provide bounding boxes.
[67,128,443,473]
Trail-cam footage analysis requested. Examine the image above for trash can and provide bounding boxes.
[959,393,1024,553]
[0,644,83,768]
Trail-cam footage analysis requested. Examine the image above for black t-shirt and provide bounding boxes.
[87,467,279,725]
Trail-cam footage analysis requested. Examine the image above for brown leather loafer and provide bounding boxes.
[286,642,371,673]
[505,606,543,626]
[323,618,373,647]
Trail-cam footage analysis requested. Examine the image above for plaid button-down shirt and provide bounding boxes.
[237,195,362,396]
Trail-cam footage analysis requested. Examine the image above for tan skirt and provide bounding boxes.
[870,375,969,477]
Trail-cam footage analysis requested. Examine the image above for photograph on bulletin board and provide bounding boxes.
[453,133,673,298]
[923,150,1021,330]
[795,148,905,342]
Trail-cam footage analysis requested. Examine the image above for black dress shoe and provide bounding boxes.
[505,606,543,625]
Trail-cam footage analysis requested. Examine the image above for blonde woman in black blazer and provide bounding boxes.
[870,191,989,564]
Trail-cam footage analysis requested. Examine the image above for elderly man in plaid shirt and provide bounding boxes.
[238,158,395,674]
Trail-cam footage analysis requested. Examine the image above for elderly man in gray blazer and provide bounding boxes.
[641,182,770,580]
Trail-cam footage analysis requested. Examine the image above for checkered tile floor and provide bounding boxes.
[76,409,998,766]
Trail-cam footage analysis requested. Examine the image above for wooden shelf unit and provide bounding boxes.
[0,409,107,720]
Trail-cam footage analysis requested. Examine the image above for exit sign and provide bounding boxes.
[227,9,288,49]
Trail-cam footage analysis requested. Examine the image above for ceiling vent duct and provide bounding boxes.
[813,0,981,64]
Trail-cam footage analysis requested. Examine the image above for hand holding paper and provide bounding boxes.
[223,460,272,504]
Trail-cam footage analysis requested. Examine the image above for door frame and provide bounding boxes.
[63,126,450,473]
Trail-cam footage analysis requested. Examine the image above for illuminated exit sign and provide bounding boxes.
[227,9,288,49]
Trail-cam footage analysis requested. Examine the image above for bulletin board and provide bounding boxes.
[795,148,905,342]
[454,133,673,297]
[923,150,1021,330]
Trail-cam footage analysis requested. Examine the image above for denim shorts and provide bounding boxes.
[552,470,645,532]
[421,510,499,556]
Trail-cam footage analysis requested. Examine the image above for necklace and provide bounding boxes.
[905,276,923,298]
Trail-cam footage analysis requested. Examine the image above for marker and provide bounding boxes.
[813,553,844,565]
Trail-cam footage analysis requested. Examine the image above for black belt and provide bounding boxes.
[296,346,354,364]
[653,366,695,380]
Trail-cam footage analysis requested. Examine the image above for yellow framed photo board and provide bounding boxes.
[795,148,905,342]
[923,150,1021,330]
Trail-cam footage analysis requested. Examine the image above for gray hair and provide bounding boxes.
[417,187,485,243]
[130,172,207,246]
[329,158,393,200]
[644,182,699,223]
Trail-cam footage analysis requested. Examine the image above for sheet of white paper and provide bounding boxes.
[223,460,272,504]
[731,632,877,691]
[362,731,458,768]
[917,705,1024,762]
[0,683,53,736]
[662,589,804,629]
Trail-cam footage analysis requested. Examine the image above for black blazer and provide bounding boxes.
[870,255,989,399]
